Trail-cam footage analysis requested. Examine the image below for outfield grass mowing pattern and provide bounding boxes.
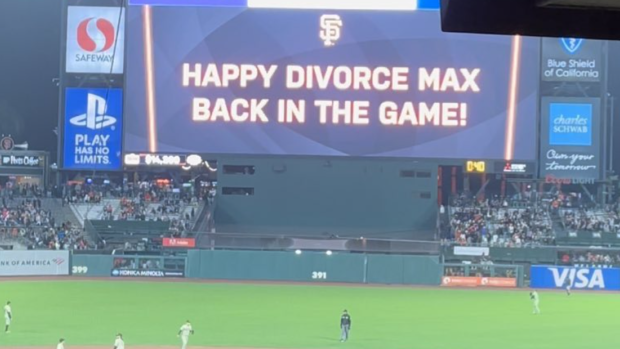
[0,280,618,349]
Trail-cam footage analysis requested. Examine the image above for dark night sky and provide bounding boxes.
[0,0,61,160]
[0,0,618,172]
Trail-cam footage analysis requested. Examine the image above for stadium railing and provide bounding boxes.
[194,232,441,254]
[444,242,620,267]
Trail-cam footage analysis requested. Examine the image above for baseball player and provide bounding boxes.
[340,310,351,342]
[114,333,125,349]
[530,290,540,314]
[563,277,572,296]
[4,302,11,333]
[57,338,66,349]
[178,320,194,349]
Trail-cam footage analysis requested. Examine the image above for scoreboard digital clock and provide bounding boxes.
[465,161,486,173]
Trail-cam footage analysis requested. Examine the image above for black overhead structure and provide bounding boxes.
[440,0,620,40]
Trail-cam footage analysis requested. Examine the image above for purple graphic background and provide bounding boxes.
[125,8,539,160]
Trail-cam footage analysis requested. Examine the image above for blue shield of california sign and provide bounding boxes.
[560,38,584,55]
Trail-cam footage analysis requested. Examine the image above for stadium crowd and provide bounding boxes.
[559,250,620,267]
[561,206,620,233]
[445,194,555,246]
[0,196,91,250]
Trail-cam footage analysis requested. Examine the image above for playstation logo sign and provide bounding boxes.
[70,93,117,130]
[63,88,122,170]
[560,38,584,55]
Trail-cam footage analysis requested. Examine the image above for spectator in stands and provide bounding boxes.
[449,193,555,247]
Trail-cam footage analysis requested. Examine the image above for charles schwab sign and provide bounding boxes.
[539,97,601,180]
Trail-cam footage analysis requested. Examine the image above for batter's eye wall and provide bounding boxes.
[215,157,438,239]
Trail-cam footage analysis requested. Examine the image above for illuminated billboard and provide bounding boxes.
[63,88,123,170]
[124,7,539,160]
[539,97,602,180]
[66,6,125,74]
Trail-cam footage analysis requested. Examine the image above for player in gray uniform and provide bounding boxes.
[563,277,572,296]
[530,290,540,314]
[340,310,351,342]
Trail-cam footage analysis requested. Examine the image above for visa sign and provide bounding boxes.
[530,266,620,290]
[550,268,604,288]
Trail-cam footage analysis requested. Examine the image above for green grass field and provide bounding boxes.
[0,280,618,349]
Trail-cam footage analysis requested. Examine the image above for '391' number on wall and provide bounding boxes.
[312,271,327,280]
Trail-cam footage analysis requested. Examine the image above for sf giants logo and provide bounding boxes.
[320,15,342,47]
[0,137,13,151]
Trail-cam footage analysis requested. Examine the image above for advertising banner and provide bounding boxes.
[0,251,69,276]
[494,161,536,175]
[162,238,196,248]
[453,246,489,257]
[0,155,44,168]
[541,38,602,83]
[125,8,539,160]
[111,269,185,278]
[539,97,601,180]
[441,276,516,288]
[63,88,123,170]
[66,6,125,74]
[530,266,620,290]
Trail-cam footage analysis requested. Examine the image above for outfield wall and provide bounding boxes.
[0,250,69,276]
[71,251,442,286]
[186,250,441,285]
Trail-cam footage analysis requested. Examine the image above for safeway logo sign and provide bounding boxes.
[77,17,115,52]
[66,6,125,74]
[549,267,605,289]
[69,93,117,130]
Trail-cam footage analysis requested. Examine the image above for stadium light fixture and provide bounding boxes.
[204,161,217,172]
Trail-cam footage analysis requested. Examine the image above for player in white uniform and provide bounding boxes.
[178,320,194,349]
[114,333,125,349]
[4,302,11,333]
[57,338,65,349]
[530,290,540,314]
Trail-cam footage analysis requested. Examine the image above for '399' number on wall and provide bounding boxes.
[72,266,89,275]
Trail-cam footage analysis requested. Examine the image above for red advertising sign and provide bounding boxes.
[442,276,481,287]
[442,276,516,288]
[162,238,196,248]
[481,277,517,288]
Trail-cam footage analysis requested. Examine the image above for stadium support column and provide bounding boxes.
[57,0,68,188]
[437,167,443,205]
[451,167,457,197]
[463,174,470,194]
[480,173,487,201]
[501,174,506,198]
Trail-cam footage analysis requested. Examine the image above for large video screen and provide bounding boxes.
[125,7,539,160]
